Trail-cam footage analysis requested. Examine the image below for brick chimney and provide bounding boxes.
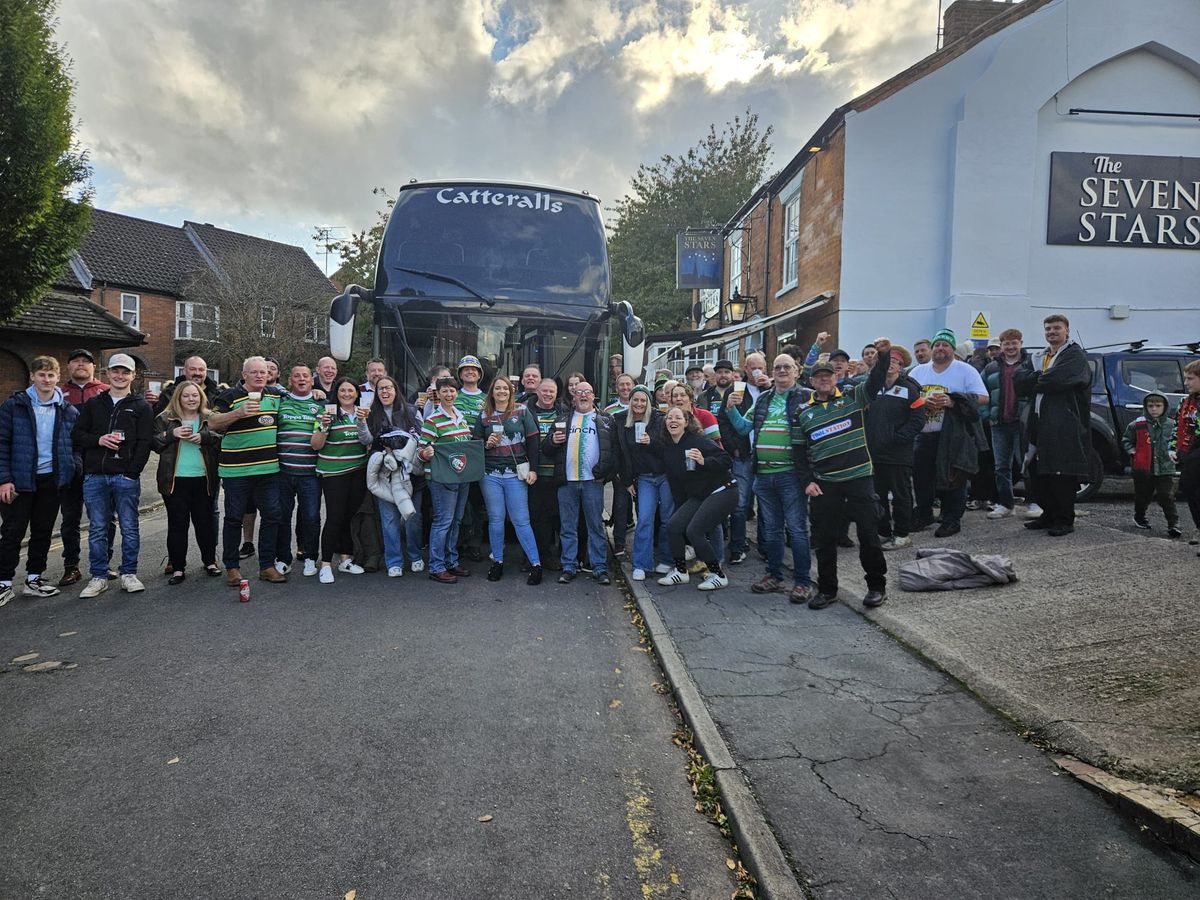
[942,0,1015,47]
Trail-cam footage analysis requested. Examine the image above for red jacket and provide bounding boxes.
[62,379,109,410]
[1178,394,1198,457]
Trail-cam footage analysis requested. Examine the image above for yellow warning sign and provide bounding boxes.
[970,311,990,341]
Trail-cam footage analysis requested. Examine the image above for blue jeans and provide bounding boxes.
[479,472,540,565]
[558,481,607,576]
[221,474,281,570]
[428,481,469,573]
[276,471,320,564]
[729,457,753,554]
[378,493,425,569]
[991,421,1024,510]
[632,474,674,572]
[82,474,141,578]
[754,471,811,587]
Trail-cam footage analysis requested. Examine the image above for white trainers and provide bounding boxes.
[80,577,108,598]
[987,505,1012,519]
[1021,503,1044,519]
[654,563,673,575]
[337,559,365,575]
[303,559,318,577]
[319,566,335,584]
[120,574,145,593]
[0,584,14,607]
[410,559,425,573]
[657,568,689,586]
[388,566,404,577]
[697,571,729,591]
[275,561,291,575]
[882,535,912,551]
[631,568,646,581]
[23,577,60,597]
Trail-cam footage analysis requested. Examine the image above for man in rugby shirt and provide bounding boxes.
[274,364,323,577]
[454,355,487,562]
[794,338,892,610]
[208,356,287,585]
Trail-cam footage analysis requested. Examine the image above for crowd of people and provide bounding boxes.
[2,312,1198,610]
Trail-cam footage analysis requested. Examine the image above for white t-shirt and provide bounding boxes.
[908,360,987,433]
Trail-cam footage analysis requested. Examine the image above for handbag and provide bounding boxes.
[430,439,484,484]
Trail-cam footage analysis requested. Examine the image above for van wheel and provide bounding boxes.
[1075,448,1104,502]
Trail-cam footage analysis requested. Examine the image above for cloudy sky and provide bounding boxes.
[57,0,944,271]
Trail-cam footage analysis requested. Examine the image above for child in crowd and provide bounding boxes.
[1122,391,1180,537]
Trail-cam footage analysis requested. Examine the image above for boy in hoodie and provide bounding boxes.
[0,357,79,606]
[1176,360,1200,549]
[1122,392,1180,537]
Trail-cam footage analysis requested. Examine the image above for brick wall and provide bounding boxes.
[0,335,111,398]
[943,0,1014,47]
[92,286,176,379]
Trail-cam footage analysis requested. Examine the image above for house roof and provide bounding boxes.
[185,222,334,300]
[72,209,208,296]
[3,289,147,347]
[725,0,1055,231]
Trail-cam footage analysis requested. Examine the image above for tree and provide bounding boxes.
[0,0,92,322]
[607,111,772,334]
[181,251,329,382]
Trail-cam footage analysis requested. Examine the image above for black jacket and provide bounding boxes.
[865,375,926,466]
[152,374,222,415]
[613,408,667,482]
[699,383,754,460]
[539,409,617,482]
[73,391,154,477]
[657,431,732,506]
[1014,341,1091,477]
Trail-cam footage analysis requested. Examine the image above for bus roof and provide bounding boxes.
[397,179,602,205]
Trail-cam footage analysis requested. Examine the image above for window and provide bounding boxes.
[304,314,328,344]
[176,301,219,340]
[260,305,276,339]
[728,233,743,297]
[781,193,800,291]
[744,330,765,354]
[1121,358,1183,394]
[120,293,140,328]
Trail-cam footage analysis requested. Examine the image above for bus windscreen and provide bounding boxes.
[376,185,610,320]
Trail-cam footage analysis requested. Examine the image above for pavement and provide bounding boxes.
[621,480,1199,899]
[0,509,739,899]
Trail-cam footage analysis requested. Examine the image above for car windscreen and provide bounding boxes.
[376,186,610,318]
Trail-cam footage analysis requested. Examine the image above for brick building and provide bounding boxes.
[672,0,1200,368]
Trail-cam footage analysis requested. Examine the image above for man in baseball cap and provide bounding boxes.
[453,355,487,562]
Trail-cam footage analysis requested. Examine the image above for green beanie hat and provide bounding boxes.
[931,328,957,350]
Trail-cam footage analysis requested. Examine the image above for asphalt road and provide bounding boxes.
[0,509,736,899]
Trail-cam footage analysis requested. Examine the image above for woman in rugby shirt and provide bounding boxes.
[654,407,736,591]
[418,377,474,585]
[367,376,425,577]
[310,377,371,584]
[473,374,543,585]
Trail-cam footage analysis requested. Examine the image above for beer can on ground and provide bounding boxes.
[238,579,250,602]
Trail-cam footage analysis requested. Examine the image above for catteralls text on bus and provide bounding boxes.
[436,188,564,213]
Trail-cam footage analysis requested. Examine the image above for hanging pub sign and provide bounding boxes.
[676,230,723,289]
[1047,152,1200,250]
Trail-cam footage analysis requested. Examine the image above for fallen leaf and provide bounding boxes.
[58,632,78,637]
[670,871,681,885]
[614,667,622,674]
[64,663,79,670]
[23,660,61,672]
[13,653,38,664]
[726,858,737,870]
[477,814,494,823]
[167,757,180,765]
[345,891,357,900]
[608,699,622,709]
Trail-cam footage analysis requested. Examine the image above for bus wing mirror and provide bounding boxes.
[613,300,646,380]
[329,285,373,362]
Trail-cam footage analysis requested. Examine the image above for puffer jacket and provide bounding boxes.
[1121,392,1176,476]
[0,388,78,491]
[983,352,1032,425]
[152,413,221,496]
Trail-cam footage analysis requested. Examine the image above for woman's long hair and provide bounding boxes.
[368,376,419,436]
[625,385,655,429]
[164,381,210,423]
[483,373,517,418]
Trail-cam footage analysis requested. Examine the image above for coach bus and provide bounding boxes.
[327,180,645,398]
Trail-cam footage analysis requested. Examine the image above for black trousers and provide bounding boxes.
[611,476,633,548]
[164,477,217,572]
[667,487,738,566]
[1027,463,1077,528]
[0,474,60,583]
[1178,453,1200,530]
[527,478,559,564]
[1133,474,1177,526]
[321,470,368,561]
[810,478,887,595]
[873,463,914,539]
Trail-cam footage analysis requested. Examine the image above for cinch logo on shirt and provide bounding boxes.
[811,419,853,441]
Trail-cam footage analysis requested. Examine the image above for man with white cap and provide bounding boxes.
[72,353,154,598]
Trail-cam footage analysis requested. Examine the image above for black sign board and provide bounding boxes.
[676,231,723,289]
[1047,152,1200,250]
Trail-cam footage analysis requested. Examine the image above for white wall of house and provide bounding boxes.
[838,0,1200,353]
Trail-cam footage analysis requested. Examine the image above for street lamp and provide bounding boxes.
[728,288,757,323]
